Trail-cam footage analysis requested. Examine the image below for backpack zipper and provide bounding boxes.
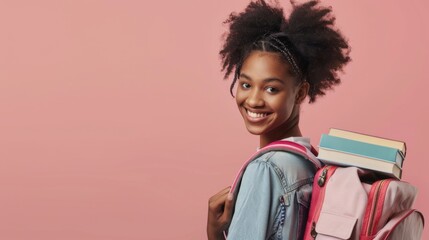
[310,166,336,239]
[362,179,392,236]
[367,180,384,236]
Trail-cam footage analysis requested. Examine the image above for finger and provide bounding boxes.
[208,187,231,213]
[208,186,231,204]
[209,186,231,200]
[222,192,234,222]
[209,193,227,213]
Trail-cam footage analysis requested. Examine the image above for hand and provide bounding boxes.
[207,186,234,240]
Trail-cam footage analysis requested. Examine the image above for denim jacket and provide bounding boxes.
[227,137,317,240]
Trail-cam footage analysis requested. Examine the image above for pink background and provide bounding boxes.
[1,0,428,239]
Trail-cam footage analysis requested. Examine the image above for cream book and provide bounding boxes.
[328,128,406,157]
[318,147,402,179]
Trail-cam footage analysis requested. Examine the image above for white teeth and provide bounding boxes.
[247,110,268,118]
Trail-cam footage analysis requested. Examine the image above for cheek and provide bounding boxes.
[270,94,295,115]
[235,89,245,106]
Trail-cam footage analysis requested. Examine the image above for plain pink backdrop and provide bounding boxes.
[0,0,428,239]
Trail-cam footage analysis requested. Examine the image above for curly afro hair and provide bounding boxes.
[219,0,351,103]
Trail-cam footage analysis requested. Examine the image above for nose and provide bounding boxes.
[246,88,265,108]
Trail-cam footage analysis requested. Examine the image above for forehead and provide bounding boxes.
[241,51,294,80]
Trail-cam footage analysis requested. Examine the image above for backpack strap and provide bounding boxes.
[230,140,322,193]
[225,140,323,239]
[269,140,321,168]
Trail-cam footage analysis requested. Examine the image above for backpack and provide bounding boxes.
[302,166,424,240]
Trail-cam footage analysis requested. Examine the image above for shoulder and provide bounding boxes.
[255,150,312,168]
[252,150,317,182]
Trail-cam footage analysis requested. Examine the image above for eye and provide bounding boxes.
[241,82,251,89]
[266,87,278,94]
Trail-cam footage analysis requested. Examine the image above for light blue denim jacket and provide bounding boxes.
[227,137,317,240]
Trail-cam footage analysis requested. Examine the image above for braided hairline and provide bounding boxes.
[263,40,302,78]
[264,36,303,78]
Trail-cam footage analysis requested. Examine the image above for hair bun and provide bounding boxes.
[284,0,351,102]
[220,0,285,80]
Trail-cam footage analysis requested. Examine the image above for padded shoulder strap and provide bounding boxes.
[230,140,322,193]
[268,140,320,167]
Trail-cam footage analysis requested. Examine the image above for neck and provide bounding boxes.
[259,112,302,148]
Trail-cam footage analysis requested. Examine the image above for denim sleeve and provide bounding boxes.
[227,151,315,240]
[227,158,283,240]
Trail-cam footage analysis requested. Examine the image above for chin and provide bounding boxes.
[245,125,267,136]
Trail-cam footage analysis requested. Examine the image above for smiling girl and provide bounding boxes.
[207,1,350,239]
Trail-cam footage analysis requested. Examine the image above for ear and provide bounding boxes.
[295,81,309,104]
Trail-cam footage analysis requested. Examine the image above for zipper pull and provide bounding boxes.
[281,194,290,206]
[310,222,317,238]
[318,167,328,187]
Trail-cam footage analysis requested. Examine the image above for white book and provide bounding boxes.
[318,147,402,179]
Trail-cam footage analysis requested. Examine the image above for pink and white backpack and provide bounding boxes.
[303,166,424,240]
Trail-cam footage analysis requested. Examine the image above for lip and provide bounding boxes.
[243,107,272,123]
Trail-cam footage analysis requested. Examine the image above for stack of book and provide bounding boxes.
[317,128,406,179]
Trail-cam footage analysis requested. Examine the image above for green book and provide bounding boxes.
[319,134,404,168]
[328,128,406,157]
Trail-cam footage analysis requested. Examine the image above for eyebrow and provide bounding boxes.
[239,73,285,85]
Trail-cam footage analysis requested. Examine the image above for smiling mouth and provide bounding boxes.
[245,109,272,122]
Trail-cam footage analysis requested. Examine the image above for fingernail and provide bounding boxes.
[227,193,233,200]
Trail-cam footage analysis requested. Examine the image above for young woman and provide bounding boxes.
[207,1,350,239]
